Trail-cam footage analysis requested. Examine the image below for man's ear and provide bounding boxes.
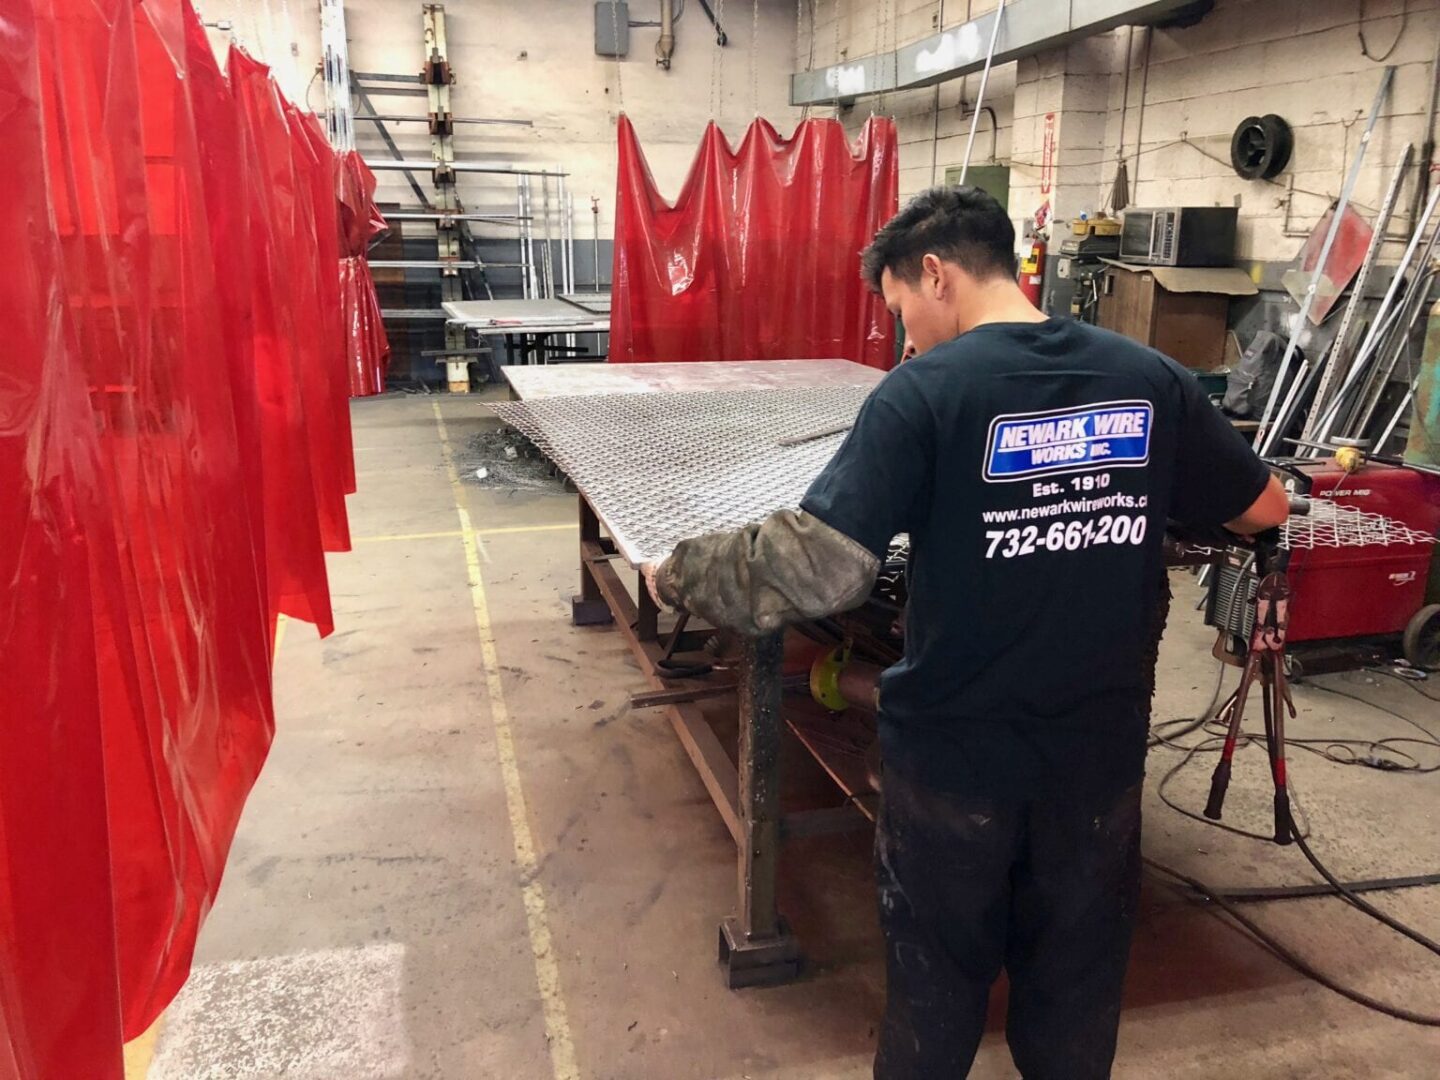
[921,252,945,298]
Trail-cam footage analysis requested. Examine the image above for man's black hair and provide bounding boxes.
[860,185,1016,293]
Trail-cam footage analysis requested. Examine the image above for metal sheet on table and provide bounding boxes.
[443,299,596,326]
[461,320,610,339]
[559,292,612,315]
[502,358,881,400]
[490,384,876,566]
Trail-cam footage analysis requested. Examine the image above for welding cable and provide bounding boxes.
[1156,725,1440,838]
[1285,807,1440,959]
[1149,686,1440,1021]
[1174,870,1440,904]
[1270,684,1440,957]
[1149,554,1254,749]
[1154,734,1314,842]
[1365,666,1440,703]
[1143,857,1440,1026]
[1306,679,1440,743]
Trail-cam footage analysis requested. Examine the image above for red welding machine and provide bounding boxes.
[1206,458,1440,671]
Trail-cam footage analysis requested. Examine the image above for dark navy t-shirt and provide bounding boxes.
[801,318,1271,799]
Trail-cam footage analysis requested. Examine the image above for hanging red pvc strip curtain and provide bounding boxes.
[0,0,126,1073]
[184,3,270,601]
[339,152,394,397]
[101,0,277,1036]
[4,0,357,1071]
[610,115,900,368]
[297,115,360,494]
[230,49,337,634]
[284,102,353,548]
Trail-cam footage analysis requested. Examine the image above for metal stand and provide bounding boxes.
[570,494,805,986]
[1204,534,1297,845]
[571,499,614,627]
[720,631,801,988]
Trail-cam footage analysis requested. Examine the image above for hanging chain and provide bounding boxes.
[750,0,761,117]
[710,3,720,117]
[877,0,894,116]
[832,0,842,118]
[711,0,726,120]
[610,0,625,114]
[797,0,815,122]
[872,0,882,117]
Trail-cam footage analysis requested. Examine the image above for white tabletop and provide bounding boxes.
[502,358,883,400]
[444,298,609,336]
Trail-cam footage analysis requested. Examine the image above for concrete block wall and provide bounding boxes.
[797,0,1440,267]
[208,0,1440,267]
[204,0,805,244]
[800,0,1016,198]
[1095,0,1440,263]
[1008,37,1112,232]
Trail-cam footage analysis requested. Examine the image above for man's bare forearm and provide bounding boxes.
[654,510,881,636]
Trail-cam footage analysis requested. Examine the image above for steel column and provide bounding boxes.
[718,632,801,988]
[572,498,615,626]
[423,4,473,393]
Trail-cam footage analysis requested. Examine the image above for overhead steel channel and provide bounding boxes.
[789,0,1206,106]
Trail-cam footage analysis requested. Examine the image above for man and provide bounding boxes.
[650,187,1289,1079]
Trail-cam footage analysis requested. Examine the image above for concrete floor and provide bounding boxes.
[144,393,1440,1079]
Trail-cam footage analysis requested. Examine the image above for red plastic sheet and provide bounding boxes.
[338,152,393,397]
[4,1,357,1073]
[230,50,337,633]
[0,1,125,1073]
[610,115,900,368]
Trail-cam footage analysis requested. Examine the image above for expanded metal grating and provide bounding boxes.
[1182,499,1435,559]
[491,384,874,565]
[1282,499,1434,550]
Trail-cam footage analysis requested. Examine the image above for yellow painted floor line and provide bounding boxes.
[431,402,580,1080]
[350,523,576,544]
[352,529,465,544]
[122,1017,162,1079]
[476,522,578,537]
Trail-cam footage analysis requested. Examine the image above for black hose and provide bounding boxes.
[1288,810,1440,957]
[1144,856,1440,1026]
[1178,870,1440,903]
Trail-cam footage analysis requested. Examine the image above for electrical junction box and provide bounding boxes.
[595,2,630,57]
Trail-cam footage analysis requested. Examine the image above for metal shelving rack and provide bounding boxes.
[326,2,573,391]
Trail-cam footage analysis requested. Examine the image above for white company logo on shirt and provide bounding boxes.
[983,400,1154,482]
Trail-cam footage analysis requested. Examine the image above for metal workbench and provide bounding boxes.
[444,297,610,368]
[494,359,886,986]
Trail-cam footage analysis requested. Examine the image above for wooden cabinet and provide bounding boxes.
[1097,264,1256,371]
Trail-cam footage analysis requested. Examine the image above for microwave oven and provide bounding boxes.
[1119,206,1237,267]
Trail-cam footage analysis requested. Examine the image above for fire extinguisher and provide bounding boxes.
[1018,237,1046,307]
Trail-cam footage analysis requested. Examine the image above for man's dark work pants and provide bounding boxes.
[873,767,1143,1080]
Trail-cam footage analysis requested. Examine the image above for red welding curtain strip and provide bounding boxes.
[338,151,393,397]
[610,114,899,368]
[286,103,354,544]
[4,0,356,1071]
[230,49,336,633]
[0,0,125,1073]
[298,117,360,494]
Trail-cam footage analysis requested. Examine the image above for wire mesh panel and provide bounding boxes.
[1282,498,1434,549]
[1179,498,1435,560]
[491,384,875,564]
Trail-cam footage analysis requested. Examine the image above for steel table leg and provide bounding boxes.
[718,630,800,987]
[637,573,659,642]
[571,497,614,626]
